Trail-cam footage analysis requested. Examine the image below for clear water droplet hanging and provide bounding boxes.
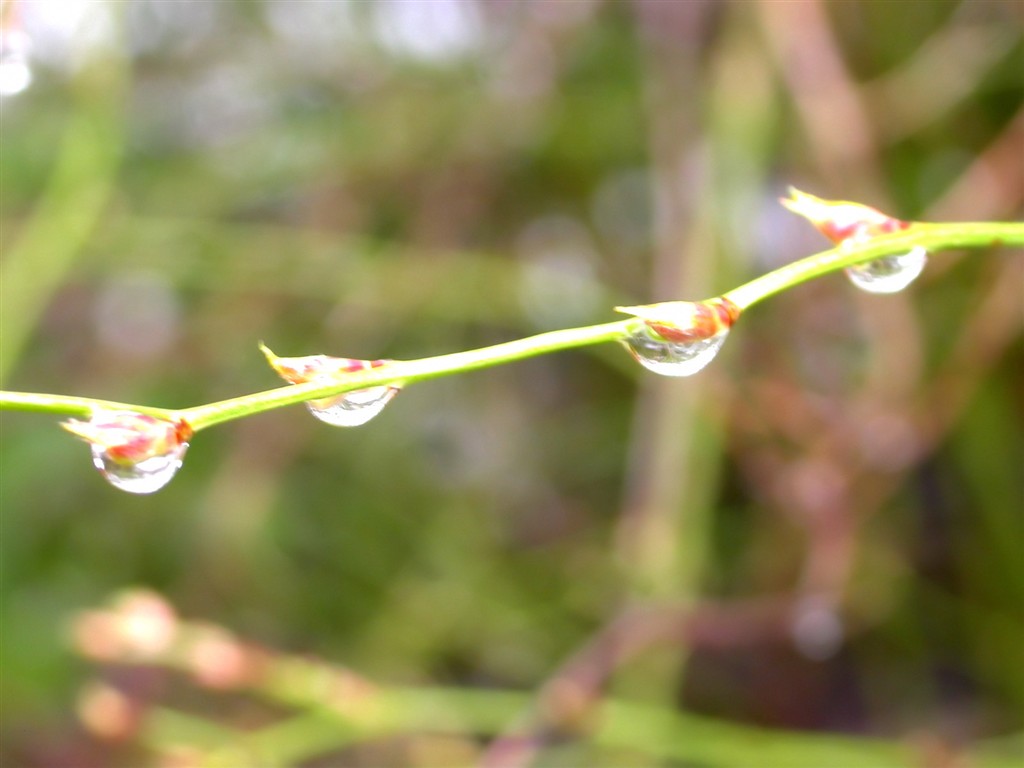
[305,385,400,427]
[845,247,928,294]
[92,441,188,494]
[624,327,729,377]
[259,344,402,427]
[616,298,739,378]
[62,411,191,495]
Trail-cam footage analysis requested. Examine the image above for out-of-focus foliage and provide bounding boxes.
[1,0,1021,765]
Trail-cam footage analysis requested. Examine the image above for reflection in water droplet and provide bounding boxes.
[259,344,403,428]
[845,246,927,294]
[307,386,400,427]
[92,441,188,494]
[623,327,728,377]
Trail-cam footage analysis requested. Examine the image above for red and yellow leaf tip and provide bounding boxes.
[259,342,391,385]
[615,297,740,343]
[62,411,191,466]
[260,342,321,384]
[780,187,909,245]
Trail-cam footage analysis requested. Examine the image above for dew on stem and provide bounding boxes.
[844,247,928,294]
[91,443,188,494]
[260,343,402,427]
[616,297,740,378]
[62,411,191,494]
[304,386,400,427]
[623,330,729,377]
[779,189,930,295]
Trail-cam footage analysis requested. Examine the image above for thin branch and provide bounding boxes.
[1,221,1021,433]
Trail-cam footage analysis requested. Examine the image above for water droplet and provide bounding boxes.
[306,386,400,427]
[63,411,191,494]
[92,441,188,495]
[845,246,927,294]
[623,327,728,377]
[260,344,402,427]
[616,298,739,378]
[0,30,32,97]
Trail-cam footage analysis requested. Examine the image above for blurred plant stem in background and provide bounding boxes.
[605,0,724,739]
[0,7,125,381]
[74,589,1024,768]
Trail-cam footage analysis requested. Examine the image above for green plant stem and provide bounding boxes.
[723,222,1022,310]
[186,319,633,430]
[1,220,1020,432]
[0,391,174,420]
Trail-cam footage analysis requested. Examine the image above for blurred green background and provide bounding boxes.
[1,0,1021,765]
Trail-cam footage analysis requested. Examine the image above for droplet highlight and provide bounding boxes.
[845,247,927,294]
[0,30,32,97]
[306,386,400,427]
[624,327,728,377]
[91,441,188,495]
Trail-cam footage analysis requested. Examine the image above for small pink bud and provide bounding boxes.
[70,590,179,660]
[77,682,138,741]
[186,625,254,689]
[780,187,909,245]
[615,297,740,343]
